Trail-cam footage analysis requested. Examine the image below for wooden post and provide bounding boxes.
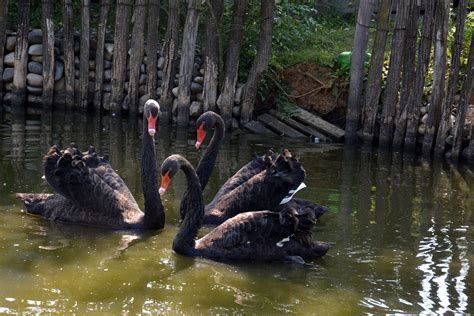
[0,0,8,105]
[361,0,391,145]
[159,0,180,121]
[404,0,436,152]
[80,0,90,110]
[202,0,224,113]
[42,0,55,110]
[12,0,31,108]
[216,0,248,129]
[126,0,147,114]
[452,32,474,161]
[110,0,133,115]
[177,0,201,126]
[145,0,161,100]
[392,0,419,148]
[93,0,110,110]
[421,0,449,156]
[63,0,75,108]
[345,0,373,143]
[378,0,410,147]
[240,0,275,125]
[434,0,467,156]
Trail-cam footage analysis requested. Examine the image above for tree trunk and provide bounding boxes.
[0,0,8,105]
[404,0,436,152]
[146,0,161,100]
[345,0,373,143]
[452,31,474,161]
[93,0,110,110]
[79,0,90,110]
[12,0,31,108]
[421,0,449,156]
[202,0,224,113]
[126,0,147,114]
[434,0,467,156]
[63,0,75,108]
[392,0,419,148]
[177,0,201,126]
[42,0,55,110]
[110,0,133,115]
[361,0,391,145]
[159,0,180,121]
[240,0,275,124]
[216,0,248,129]
[378,0,410,146]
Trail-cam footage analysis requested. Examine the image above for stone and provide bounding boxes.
[232,106,240,117]
[102,92,111,110]
[104,60,112,69]
[157,56,165,69]
[28,61,43,75]
[189,101,203,117]
[191,82,203,93]
[28,44,43,56]
[420,106,427,116]
[74,41,80,54]
[139,94,149,113]
[172,87,179,97]
[6,36,16,51]
[2,68,14,82]
[104,69,112,81]
[89,60,96,70]
[4,52,15,67]
[199,68,204,75]
[105,43,114,60]
[54,77,65,90]
[174,79,178,86]
[27,73,43,87]
[446,135,453,146]
[139,73,147,85]
[124,82,129,92]
[172,98,178,115]
[74,56,80,68]
[3,92,12,102]
[27,85,43,95]
[450,115,456,126]
[30,55,43,63]
[232,118,240,129]
[234,85,243,104]
[194,76,204,84]
[89,71,96,80]
[54,60,64,80]
[4,82,13,91]
[139,84,146,96]
[28,29,42,44]
[196,92,203,102]
[418,125,426,135]
[156,87,162,97]
[103,82,112,92]
[141,64,146,74]
[421,114,428,125]
[157,70,164,79]
[75,69,80,79]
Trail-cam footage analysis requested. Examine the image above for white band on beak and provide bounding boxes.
[159,187,166,195]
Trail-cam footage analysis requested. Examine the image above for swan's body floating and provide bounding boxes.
[194,111,329,225]
[16,100,164,230]
[159,154,332,262]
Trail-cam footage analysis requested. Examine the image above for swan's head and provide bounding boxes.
[144,99,160,137]
[159,155,181,195]
[195,111,224,149]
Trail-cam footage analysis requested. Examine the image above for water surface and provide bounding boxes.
[0,109,473,314]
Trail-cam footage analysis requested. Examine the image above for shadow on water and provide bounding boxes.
[0,109,473,313]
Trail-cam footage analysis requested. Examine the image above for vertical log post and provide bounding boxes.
[146,0,161,100]
[93,0,110,110]
[126,0,147,114]
[421,0,449,156]
[216,0,248,129]
[79,0,90,110]
[392,0,419,148]
[63,0,75,108]
[404,0,436,152]
[434,0,467,156]
[0,0,8,105]
[159,0,180,121]
[110,0,133,115]
[378,0,410,147]
[240,0,275,125]
[42,0,55,110]
[361,0,391,145]
[452,32,474,161]
[12,0,31,108]
[345,0,373,143]
[202,0,224,113]
[177,0,201,126]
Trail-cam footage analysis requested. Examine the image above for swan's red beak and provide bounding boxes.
[195,123,206,149]
[148,114,158,137]
[159,172,170,195]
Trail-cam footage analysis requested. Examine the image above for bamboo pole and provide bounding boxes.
[145,0,161,100]
[12,0,31,108]
[42,0,55,110]
[63,0,75,108]
[0,0,8,105]
[345,0,373,143]
[93,0,110,110]
[434,0,467,156]
[79,0,90,110]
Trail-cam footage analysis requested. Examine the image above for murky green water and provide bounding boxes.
[0,109,473,314]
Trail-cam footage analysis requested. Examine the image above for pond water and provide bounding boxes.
[0,109,473,314]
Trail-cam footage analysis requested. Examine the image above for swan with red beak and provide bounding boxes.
[145,99,160,137]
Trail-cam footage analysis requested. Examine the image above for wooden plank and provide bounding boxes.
[242,120,278,137]
[258,113,306,138]
[292,107,345,140]
[269,110,330,142]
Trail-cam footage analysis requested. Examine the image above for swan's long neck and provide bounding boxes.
[142,118,165,229]
[173,158,205,254]
[196,114,225,191]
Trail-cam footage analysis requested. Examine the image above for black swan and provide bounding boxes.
[194,111,328,224]
[16,99,165,230]
[159,154,331,263]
